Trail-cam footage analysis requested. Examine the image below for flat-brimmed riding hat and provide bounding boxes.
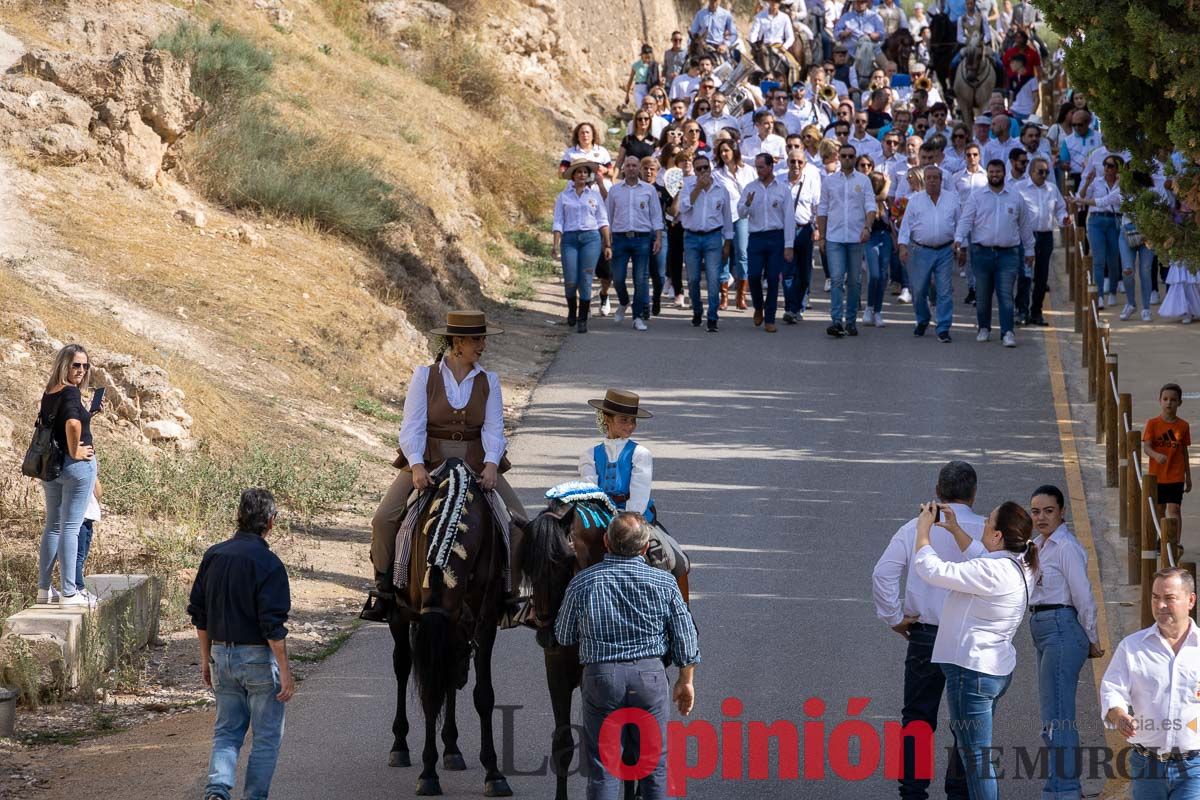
[588,389,652,419]
[429,310,503,337]
[566,156,598,177]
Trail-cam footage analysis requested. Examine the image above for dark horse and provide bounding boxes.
[927,11,959,111]
[386,458,513,797]
[521,486,690,800]
[883,27,916,74]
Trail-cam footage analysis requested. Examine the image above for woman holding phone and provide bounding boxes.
[914,500,1038,800]
[37,343,98,606]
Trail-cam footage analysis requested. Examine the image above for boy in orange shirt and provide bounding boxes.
[1143,383,1193,535]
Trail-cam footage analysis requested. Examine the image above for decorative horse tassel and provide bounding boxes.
[442,566,458,589]
[451,542,468,560]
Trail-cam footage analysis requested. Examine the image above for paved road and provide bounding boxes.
[267,289,1106,799]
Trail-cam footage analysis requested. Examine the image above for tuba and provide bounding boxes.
[713,54,764,116]
[914,74,934,92]
[818,83,838,104]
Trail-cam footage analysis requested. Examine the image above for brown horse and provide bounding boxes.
[387,458,513,797]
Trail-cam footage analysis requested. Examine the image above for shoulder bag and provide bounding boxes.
[20,392,66,481]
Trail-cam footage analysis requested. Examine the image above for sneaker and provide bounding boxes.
[1183,314,1194,325]
[874,312,885,328]
[1096,294,1105,309]
[913,322,928,337]
[1103,278,1111,294]
[824,278,832,292]
[891,281,902,296]
[1151,290,1161,305]
[1002,331,1017,347]
[1141,309,1152,322]
[1029,315,1048,326]
[938,331,952,343]
[675,293,686,308]
[663,279,674,297]
[58,593,90,608]
[959,268,966,277]
[706,319,718,332]
[651,296,661,316]
[846,323,859,336]
[862,309,874,325]
[36,587,60,604]
[782,311,797,324]
[692,311,702,327]
[826,323,846,337]
[965,288,976,305]
[976,329,990,342]
[614,304,627,323]
[633,318,647,331]
[1119,304,1135,321]
[897,288,912,304]
[599,297,612,316]
[1107,293,1118,307]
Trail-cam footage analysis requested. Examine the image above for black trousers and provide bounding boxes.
[901,624,968,800]
[1028,230,1055,319]
[666,222,685,293]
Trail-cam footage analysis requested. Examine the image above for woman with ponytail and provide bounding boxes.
[913,500,1038,800]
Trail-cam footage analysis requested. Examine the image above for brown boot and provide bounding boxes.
[736,280,748,310]
[718,281,729,311]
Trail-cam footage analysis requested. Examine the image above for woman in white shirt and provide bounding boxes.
[1079,154,1124,309]
[552,159,612,333]
[914,500,1039,800]
[1027,484,1102,800]
[559,123,613,179]
[713,139,756,309]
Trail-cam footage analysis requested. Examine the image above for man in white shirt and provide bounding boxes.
[689,0,739,56]
[817,142,876,335]
[670,59,701,101]
[769,89,806,136]
[738,153,795,332]
[1017,156,1069,326]
[899,165,960,341]
[740,109,788,163]
[1018,122,1053,165]
[1101,568,1200,790]
[783,150,822,323]
[982,114,1017,168]
[606,156,665,332]
[696,92,740,141]
[849,110,884,164]
[872,461,984,800]
[749,0,795,52]
[678,154,734,332]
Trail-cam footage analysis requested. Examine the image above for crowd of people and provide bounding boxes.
[553,0,1197,346]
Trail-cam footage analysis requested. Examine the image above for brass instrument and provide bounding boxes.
[818,83,838,104]
[713,55,764,116]
[914,75,934,92]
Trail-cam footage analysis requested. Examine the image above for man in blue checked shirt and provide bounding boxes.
[555,512,700,800]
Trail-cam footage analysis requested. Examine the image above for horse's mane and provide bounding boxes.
[423,460,476,589]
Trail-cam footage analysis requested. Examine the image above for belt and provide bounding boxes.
[1030,604,1074,613]
[614,230,653,237]
[427,428,481,443]
[908,622,938,631]
[210,641,268,647]
[1091,211,1120,217]
[1133,744,1200,763]
[913,241,953,249]
[686,226,724,236]
[972,244,1019,250]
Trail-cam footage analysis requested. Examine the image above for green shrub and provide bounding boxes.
[154,21,274,105]
[508,230,551,258]
[423,36,506,112]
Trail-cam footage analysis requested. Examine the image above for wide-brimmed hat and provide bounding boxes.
[566,156,598,177]
[588,389,652,419]
[973,114,993,127]
[1024,113,1048,129]
[429,310,503,337]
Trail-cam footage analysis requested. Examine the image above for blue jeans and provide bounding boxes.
[40,455,96,596]
[1130,751,1200,799]
[901,625,969,799]
[1119,238,1156,310]
[720,217,749,283]
[610,233,653,318]
[941,663,1013,800]
[865,229,893,314]
[784,224,814,314]
[1030,608,1090,800]
[825,241,865,325]
[582,659,670,800]
[684,230,725,321]
[890,239,910,288]
[206,644,287,800]
[1086,213,1121,294]
[75,519,94,590]
[747,229,786,323]
[561,229,602,303]
[909,244,955,334]
[971,244,1019,334]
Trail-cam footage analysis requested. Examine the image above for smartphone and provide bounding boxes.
[90,387,105,413]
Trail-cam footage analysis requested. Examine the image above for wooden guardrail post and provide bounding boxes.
[1163,517,1182,570]
[1141,472,1159,627]
[1085,295,1098,392]
[1074,254,1086,333]
[1128,429,1143,585]
[1096,328,1110,444]
[1119,393,1133,533]
[1105,355,1119,484]
[1066,227,1077,301]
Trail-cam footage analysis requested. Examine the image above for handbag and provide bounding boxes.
[20,393,65,481]
[1121,216,1145,250]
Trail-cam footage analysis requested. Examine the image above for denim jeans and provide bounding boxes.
[650,234,667,301]
[941,663,1013,800]
[890,238,911,289]
[1119,238,1156,311]
[784,224,814,314]
[75,519,94,591]
[971,244,1020,334]
[582,658,670,800]
[901,625,969,799]
[561,229,602,303]
[1086,213,1121,293]
[909,244,955,334]
[684,229,725,321]
[206,644,286,800]
[1030,231,1055,319]
[610,232,653,318]
[40,455,96,596]
[720,217,749,283]
[1130,751,1200,800]
[1030,608,1090,800]
[747,229,786,324]
[1015,244,1032,318]
[825,240,865,325]
[865,229,894,314]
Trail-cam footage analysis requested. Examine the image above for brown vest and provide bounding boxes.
[393,364,510,473]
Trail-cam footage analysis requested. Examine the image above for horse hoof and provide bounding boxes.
[443,752,467,771]
[484,777,514,797]
[416,777,443,795]
[388,750,411,768]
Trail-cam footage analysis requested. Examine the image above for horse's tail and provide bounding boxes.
[523,508,574,615]
[413,566,452,713]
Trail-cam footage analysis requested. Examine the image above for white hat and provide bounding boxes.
[914,1,924,8]
[1024,113,1048,129]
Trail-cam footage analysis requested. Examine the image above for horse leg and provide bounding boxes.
[388,617,413,768]
[442,687,466,771]
[417,678,444,795]
[546,648,581,800]
[473,624,512,797]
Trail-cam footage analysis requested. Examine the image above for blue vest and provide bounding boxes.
[593,440,656,523]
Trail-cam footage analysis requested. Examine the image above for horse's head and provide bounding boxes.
[961,43,983,81]
[854,37,878,81]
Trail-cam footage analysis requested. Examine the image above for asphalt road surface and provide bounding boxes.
[269,288,1106,799]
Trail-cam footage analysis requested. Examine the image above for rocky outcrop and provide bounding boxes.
[368,0,454,37]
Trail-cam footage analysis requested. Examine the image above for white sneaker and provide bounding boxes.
[633,317,647,331]
[1183,314,1194,325]
[614,304,626,323]
[1002,331,1017,347]
[959,268,966,277]
[1119,304,1135,320]
[824,278,832,292]
[1103,278,1111,294]
[1096,294,1105,309]
[874,311,885,328]
[58,593,90,608]
[663,280,674,297]
[674,293,685,307]
[976,329,990,342]
[1141,309,1152,322]
[862,308,874,325]
[898,288,912,304]
[36,587,60,604]
[1107,293,1118,307]
[1151,290,1161,305]
[599,297,612,316]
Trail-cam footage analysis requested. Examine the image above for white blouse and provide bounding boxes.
[398,361,506,467]
[552,185,610,233]
[1030,523,1100,644]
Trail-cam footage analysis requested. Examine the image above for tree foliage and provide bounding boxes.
[1038,0,1199,266]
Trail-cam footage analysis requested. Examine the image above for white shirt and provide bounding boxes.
[982,136,1019,169]
[696,111,740,141]
[715,163,757,222]
[943,147,967,176]
[898,189,961,247]
[560,144,613,168]
[1060,129,1103,173]
[955,184,1035,251]
[774,108,807,137]
[872,504,987,627]
[788,99,829,132]
[817,169,876,243]
[1030,523,1100,644]
[578,439,653,515]
[605,180,664,233]
[84,481,101,522]
[953,166,988,202]
[399,362,506,467]
[552,185,609,233]
[1016,178,1068,232]
[749,9,795,48]
[678,177,734,238]
[789,164,823,227]
[896,165,952,201]
[887,155,916,200]
[849,133,884,163]
[1084,177,1123,213]
[670,73,700,101]
[916,547,1033,676]
[1011,77,1038,116]
[626,117,668,138]
[738,178,797,240]
[740,133,787,164]
[1100,621,1200,751]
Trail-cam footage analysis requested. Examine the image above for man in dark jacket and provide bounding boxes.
[188,488,294,800]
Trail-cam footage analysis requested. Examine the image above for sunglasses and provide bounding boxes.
[788,160,805,166]
[1072,122,1089,128]
[694,165,710,172]
[1032,169,1048,175]
[952,133,967,139]
[1104,162,1119,168]
[787,142,803,148]
[839,153,856,159]
[1016,159,1028,165]
[636,116,651,121]
[71,362,90,371]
